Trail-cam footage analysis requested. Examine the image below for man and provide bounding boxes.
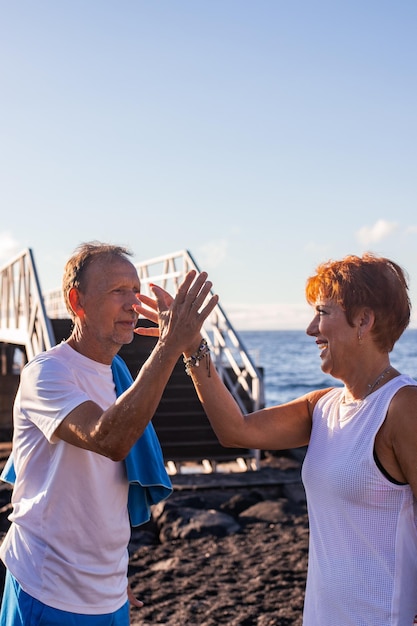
[0,241,218,625]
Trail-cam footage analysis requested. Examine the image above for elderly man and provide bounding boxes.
[0,241,218,626]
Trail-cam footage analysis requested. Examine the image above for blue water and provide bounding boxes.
[239,329,417,407]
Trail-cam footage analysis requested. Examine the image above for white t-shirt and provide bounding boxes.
[302,374,417,626]
[0,342,130,614]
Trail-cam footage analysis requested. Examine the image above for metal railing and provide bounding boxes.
[0,249,55,361]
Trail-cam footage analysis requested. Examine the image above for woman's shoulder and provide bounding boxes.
[305,386,339,413]
[386,377,417,426]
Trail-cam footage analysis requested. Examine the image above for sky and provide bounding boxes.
[1,1,417,330]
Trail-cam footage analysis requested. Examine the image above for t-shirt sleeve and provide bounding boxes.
[18,354,91,442]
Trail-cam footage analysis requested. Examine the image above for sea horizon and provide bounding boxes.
[237,328,417,407]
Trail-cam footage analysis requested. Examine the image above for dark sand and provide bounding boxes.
[128,453,309,625]
[0,445,309,625]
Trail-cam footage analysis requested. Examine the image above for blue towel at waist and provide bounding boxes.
[1,354,172,527]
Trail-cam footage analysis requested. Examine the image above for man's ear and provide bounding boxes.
[68,287,85,320]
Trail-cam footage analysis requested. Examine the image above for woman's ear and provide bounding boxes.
[357,307,375,337]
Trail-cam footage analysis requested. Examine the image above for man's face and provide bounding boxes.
[76,256,141,352]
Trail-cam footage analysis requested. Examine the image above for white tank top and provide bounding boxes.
[302,374,417,626]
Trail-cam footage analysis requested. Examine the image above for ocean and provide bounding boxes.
[239,328,417,408]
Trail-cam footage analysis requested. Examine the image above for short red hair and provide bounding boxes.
[305,253,410,352]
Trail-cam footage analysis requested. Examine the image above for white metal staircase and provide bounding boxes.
[0,248,55,363]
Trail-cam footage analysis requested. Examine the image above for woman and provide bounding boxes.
[136,253,417,626]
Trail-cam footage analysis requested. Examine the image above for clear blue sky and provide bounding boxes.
[1,1,416,329]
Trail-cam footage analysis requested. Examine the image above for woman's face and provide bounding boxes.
[306,297,359,381]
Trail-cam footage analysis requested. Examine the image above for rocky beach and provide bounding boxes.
[0,446,309,626]
[128,451,309,625]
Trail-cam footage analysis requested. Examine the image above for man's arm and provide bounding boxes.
[55,271,218,461]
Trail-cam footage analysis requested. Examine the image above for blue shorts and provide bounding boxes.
[0,570,130,626]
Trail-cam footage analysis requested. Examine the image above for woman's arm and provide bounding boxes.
[377,385,417,496]
[185,351,327,451]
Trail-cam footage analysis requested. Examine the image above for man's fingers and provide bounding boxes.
[136,293,158,310]
[133,302,159,324]
[150,283,175,308]
[134,327,160,337]
[127,583,144,608]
